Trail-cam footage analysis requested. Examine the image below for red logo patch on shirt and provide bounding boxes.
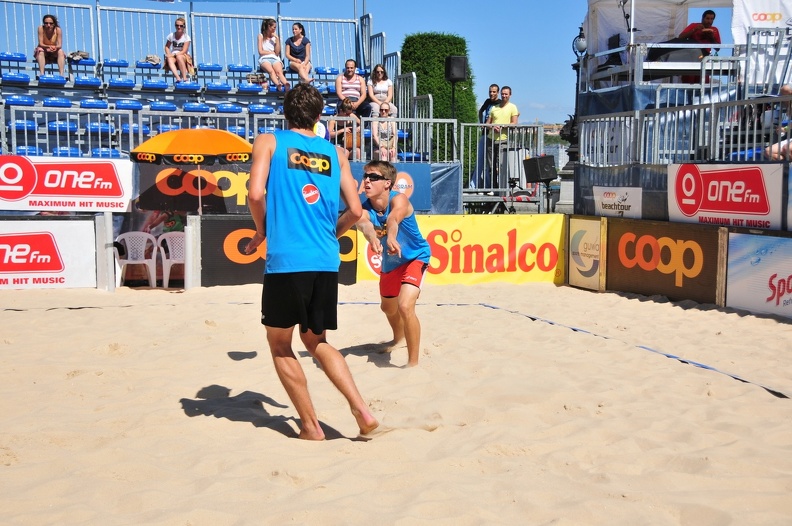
[302,184,320,204]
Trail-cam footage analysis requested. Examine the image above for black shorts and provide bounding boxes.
[261,271,338,334]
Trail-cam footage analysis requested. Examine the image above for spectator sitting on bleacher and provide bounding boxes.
[164,17,192,83]
[336,59,372,118]
[373,103,398,162]
[34,14,66,77]
[258,18,290,92]
[367,64,397,117]
[328,98,362,160]
[285,22,313,85]
[764,84,792,161]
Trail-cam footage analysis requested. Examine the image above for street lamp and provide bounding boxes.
[561,25,587,171]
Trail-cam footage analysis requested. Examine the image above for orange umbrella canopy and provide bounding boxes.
[131,128,252,165]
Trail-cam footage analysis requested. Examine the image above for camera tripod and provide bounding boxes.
[500,177,538,214]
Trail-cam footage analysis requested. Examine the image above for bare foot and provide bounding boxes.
[353,408,379,435]
[298,427,325,441]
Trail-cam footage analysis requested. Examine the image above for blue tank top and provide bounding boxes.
[265,129,341,273]
[364,190,431,273]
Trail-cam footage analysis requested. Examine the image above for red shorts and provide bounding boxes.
[380,260,428,298]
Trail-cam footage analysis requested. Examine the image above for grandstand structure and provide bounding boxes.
[0,0,421,159]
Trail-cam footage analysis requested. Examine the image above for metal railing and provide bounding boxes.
[0,0,95,60]
[459,123,545,192]
[579,94,792,166]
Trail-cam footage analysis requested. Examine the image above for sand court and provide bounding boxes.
[1,282,791,524]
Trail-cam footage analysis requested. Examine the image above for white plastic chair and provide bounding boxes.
[114,232,158,287]
[158,231,186,289]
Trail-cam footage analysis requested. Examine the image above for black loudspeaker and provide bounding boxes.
[523,156,558,183]
[445,56,467,82]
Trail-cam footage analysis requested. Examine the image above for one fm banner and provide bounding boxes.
[356,214,566,285]
[0,156,134,212]
[0,220,97,289]
[668,163,784,230]
[726,233,792,319]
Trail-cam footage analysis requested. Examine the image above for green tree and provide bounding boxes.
[401,32,477,123]
[401,33,477,180]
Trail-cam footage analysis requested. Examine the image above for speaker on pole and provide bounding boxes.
[445,56,467,82]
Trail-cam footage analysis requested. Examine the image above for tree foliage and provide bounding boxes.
[401,32,477,124]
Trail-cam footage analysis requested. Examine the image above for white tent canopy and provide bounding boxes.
[583,0,792,57]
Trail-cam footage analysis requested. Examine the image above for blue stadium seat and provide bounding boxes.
[363,129,372,139]
[15,145,44,156]
[314,66,338,76]
[249,104,275,114]
[237,82,264,94]
[730,147,765,161]
[0,52,29,84]
[321,105,335,116]
[80,99,108,109]
[183,102,210,112]
[91,147,122,158]
[397,152,428,162]
[42,97,72,108]
[7,120,37,132]
[206,81,232,92]
[4,94,35,107]
[150,101,177,111]
[216,103,243,113]
[116,99,144,111]
[122,123,151,135]
[174,80,201,92]
[74,76,102,88]
[47,120,78,133]
[85,122,116,134]
[228,63,253,73]
[2,71,30,84]
[226,125,247,137]
[143,78,168,90]
[108,76,135,89]
[258,126,277,134]
[38,73,68,87]
[52,146,82,157]
[157,124,181,133]
[103,58,129,68]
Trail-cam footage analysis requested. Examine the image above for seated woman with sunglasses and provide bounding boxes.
[34,14,66,77]
[367,64,397,117]
[373,104,398,162]
[164,17,193,83]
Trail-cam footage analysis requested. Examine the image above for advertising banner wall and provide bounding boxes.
[668,163,784,230]
[606,218,721,304]
[357,214,566,285]
[138,162,433,215]
[568,216,602,291]
[199,215,358,286]
[726,232,792,318]
[0,219,97,289]
[0,156,134,212]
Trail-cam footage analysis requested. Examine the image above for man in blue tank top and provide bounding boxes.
[357,160,431,367]
[245,84,378,440]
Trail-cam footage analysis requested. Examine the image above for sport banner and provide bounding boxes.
[0,219,97,289]
[0,156,133,212]
[668,163,784,230]
[726,232,792,318]
[199,215,358,286]
[137,161,432,215]
[568,216,602,291]
[356,214,566,285]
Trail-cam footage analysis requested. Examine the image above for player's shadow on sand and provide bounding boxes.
[180,384,363,440]
[339,342,401,368]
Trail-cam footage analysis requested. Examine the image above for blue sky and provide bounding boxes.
[55,1,734,124]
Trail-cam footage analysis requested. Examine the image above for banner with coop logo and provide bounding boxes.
[357,214,566,285]
[0,156,133,212]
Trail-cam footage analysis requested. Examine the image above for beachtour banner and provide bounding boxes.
[668,163,784,230]
[356,214,566,285]
[0,219,97,289]
[0,156,133,212]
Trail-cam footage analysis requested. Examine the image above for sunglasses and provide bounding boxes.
[380,108,390,112]
[363,173,387,182]
[175,24,185,28]
[43,22,54,25]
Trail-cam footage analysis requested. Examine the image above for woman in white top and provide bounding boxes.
[284,22,313,84]
[257,18,289,91]
[367,64,397,117]
[164,17,192,83]
[372,103,398,162]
